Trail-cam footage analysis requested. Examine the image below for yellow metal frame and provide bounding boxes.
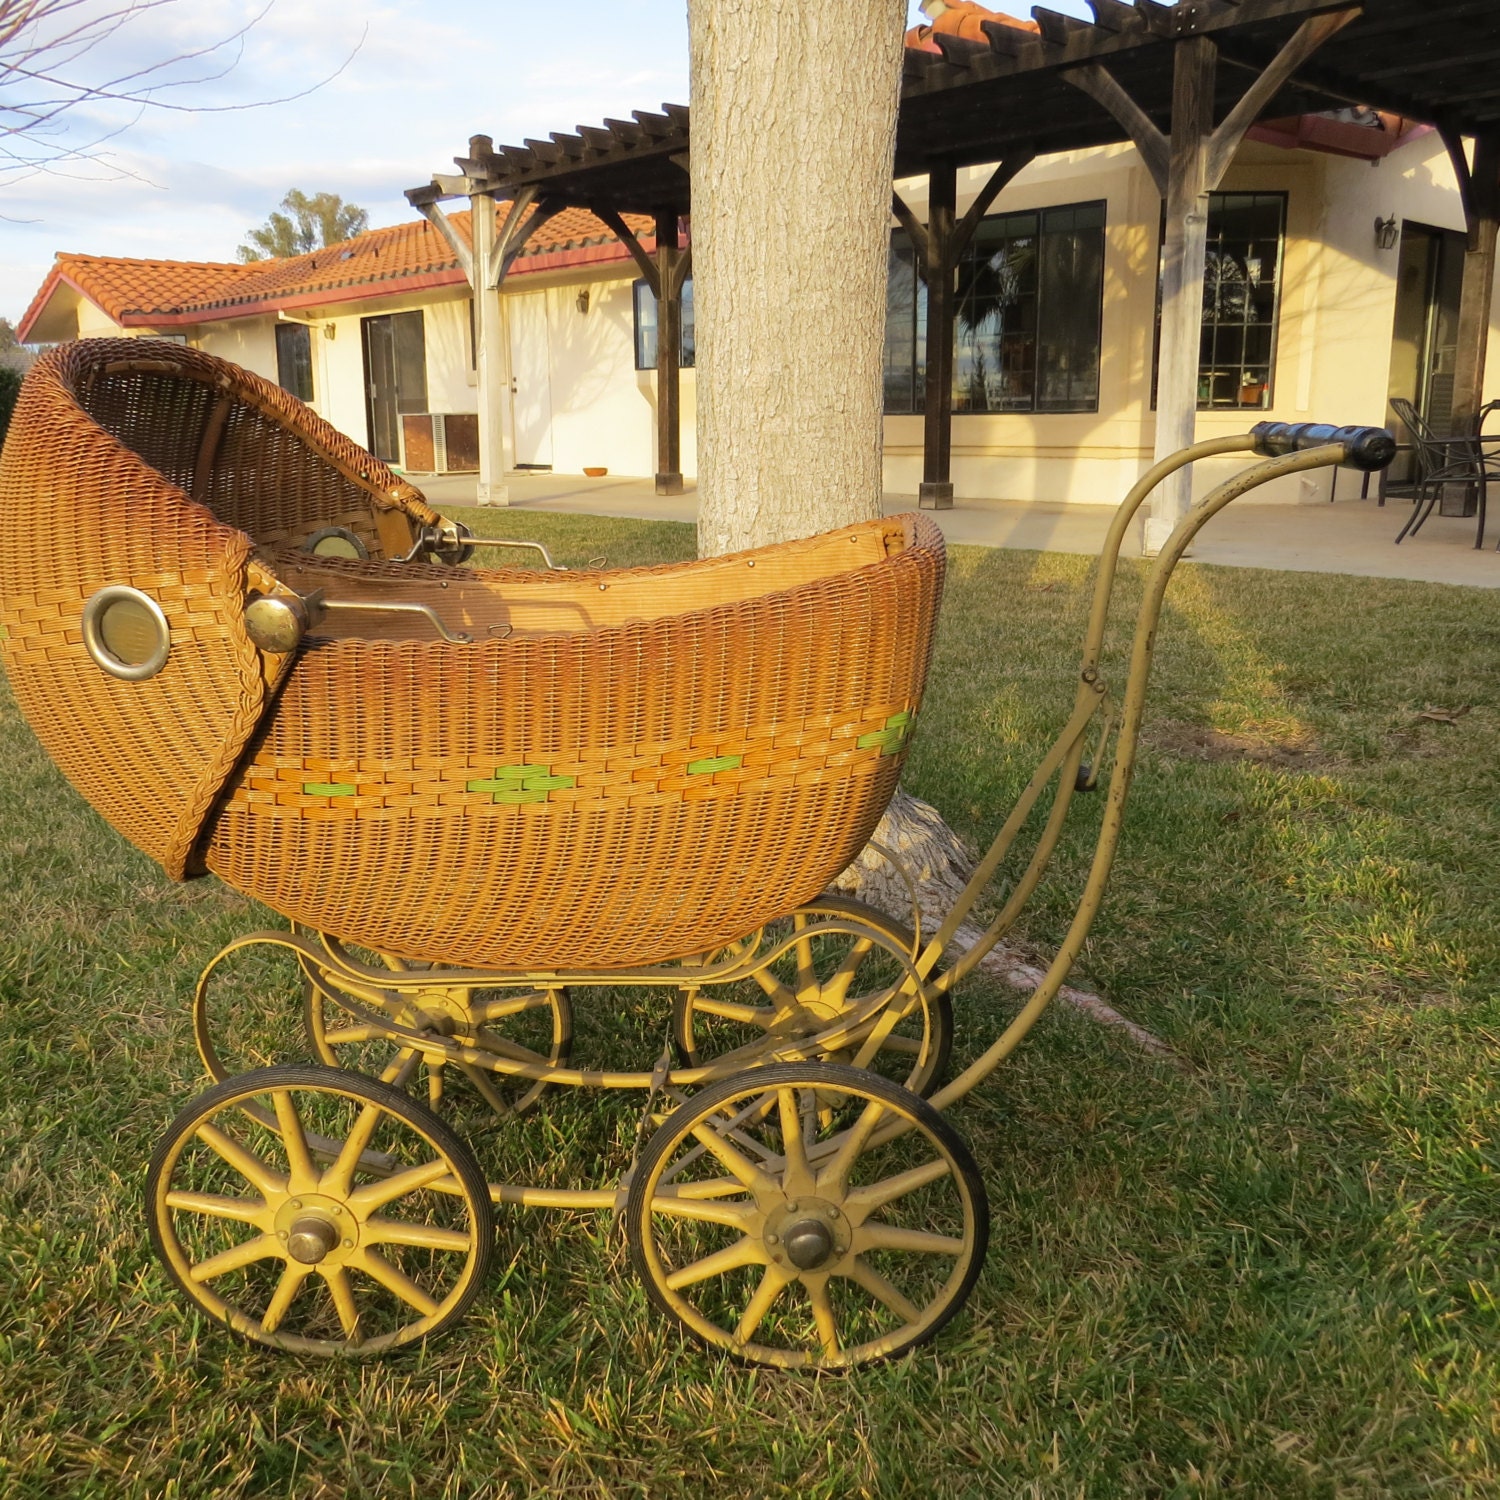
[172,434,1379,1354]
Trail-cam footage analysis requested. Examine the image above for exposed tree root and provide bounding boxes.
[833,787,1181,1064]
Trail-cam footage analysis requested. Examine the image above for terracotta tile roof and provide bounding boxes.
[904,2,1038,54]
[19,205,656,339]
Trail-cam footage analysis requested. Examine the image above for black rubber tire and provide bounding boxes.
[146,1063,494,1357]
[626,1061,988,1369]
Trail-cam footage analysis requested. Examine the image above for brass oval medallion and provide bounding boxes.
[303,526,368,561]
[81,586,170,681]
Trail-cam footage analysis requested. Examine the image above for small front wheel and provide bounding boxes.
[146,1064,494,1356]
[625,1063,988,1370]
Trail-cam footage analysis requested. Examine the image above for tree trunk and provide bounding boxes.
[689,0,906,557]
[687,1,1163,1054]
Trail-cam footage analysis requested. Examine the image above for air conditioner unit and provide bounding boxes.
[400,412,480,474]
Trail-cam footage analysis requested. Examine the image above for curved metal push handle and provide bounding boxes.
[917,430,1398,1118]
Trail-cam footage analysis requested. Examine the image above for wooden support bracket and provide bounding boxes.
[890,192,933,276]
[593,206,661,294]
[1203,7,1360,188]
[413,198,475,287]
[1065,63,1170,193]
[950,149,1038,260]
[494,196,567,286]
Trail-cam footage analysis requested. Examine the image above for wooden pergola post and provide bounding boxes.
[1067,9,1357,552]
[594,205,692,496]
[892,149,1034,510]
[654,208,686,496]
[1443,127,1500,470]
[466,187,510,505]
[407,136,563,507]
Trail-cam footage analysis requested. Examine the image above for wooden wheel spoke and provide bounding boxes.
[324,1102,386,1197]
[647,1192,754,1229]
[260,1262,310,1333]
[365,1216,472,1253]
[843,1256,920,1325]
[776,1086,814,1195]
[473,991,555,1022]
[733,1264,791,1345]
[664,1236,764,1291]
[692,995,776,1027]
[196,1123,286,1198]
[842,1157,952,1223]
[271,1090,317,1192]
[793,922,817,996]
[807,1278,840,1359]
[814,1099,887,1197]
[345,1157,457,1215]
[858,1223,964,1257]
[322,1023,377,1046]
[355,1248,440,1316]
[188,1232,281,1283]
[749,967,796,1008]
[321,1265,361,1339]
[165,1189,266,1225]
[689,1120,778,1196]
[823,938,875,1005]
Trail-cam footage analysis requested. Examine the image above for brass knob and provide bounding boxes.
[783,1218,836,1271]
[244,593,310,654]
[285,1216,340,1265]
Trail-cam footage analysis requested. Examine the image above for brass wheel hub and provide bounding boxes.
[764,1197,850,1274]
[273,1192,359,1265]
[395,988,471,1036]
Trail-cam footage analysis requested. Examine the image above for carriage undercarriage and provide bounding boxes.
[144,425,1398,1370]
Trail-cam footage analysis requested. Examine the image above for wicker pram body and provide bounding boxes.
[0,341,945,969]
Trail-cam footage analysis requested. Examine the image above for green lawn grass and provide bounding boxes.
[2,511,1498,1497]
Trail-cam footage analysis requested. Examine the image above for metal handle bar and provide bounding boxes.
[317,596,473,643]
[400,519,568,571]
[922,437,1390,1115]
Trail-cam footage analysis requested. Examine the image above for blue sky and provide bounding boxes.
[1,0,1091,324]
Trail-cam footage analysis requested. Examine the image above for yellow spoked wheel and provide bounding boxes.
[302,955,572,1120]
[625,1062,988,1370]
[673,897,951,1096]
[146,1065,494,1356]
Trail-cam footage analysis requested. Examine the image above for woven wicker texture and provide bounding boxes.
[1,339,946,971]
[0,340,439,875]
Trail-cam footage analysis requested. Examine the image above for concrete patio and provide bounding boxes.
[415,471,1500,590]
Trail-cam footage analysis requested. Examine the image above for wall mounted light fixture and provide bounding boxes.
[1374,214,1400,251]
[576,288,591,314]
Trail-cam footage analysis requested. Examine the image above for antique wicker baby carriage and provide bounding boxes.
[0,339,1394,1367]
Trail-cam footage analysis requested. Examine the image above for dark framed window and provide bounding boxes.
[633,279,695,369]
[1154,191,1287,410]
[275,321,314,402]
[883,200,1106,415]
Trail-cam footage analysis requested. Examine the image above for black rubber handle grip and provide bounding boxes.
[1250,421,1397,471]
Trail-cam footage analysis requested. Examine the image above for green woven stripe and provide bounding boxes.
[857,710,915,756]
[521,774,575,791]
[469,763,575,802]
[686,754,743,777]
[304,781,356,797]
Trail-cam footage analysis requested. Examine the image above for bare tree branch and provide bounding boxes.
[0,0,365,191]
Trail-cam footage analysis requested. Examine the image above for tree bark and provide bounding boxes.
[689,0,906,556]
